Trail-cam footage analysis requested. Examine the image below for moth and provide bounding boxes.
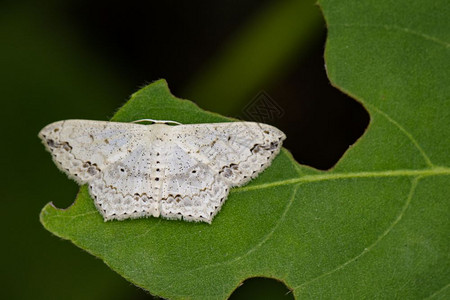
[39,119,286,223]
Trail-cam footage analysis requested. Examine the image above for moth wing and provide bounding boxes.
[157,141,229,223]
[39,120,160,220]
[39,119,147,183]
[172,122,286,186]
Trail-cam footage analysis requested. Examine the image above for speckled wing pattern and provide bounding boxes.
[39,119,286,223]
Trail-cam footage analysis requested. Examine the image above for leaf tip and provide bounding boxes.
[39,201,58,228]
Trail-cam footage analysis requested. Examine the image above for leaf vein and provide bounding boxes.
[333,23,450,48]
[107,220,163,247]
[235,167,449,192]
[366,102,434,167]
[187,184,301,273]
[292,177,420,292]
[424,282,450,299]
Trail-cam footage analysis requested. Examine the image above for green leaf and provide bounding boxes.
[40,0,450,297]
[41,76,449,298]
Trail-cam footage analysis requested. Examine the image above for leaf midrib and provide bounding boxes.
[235,166,450,193]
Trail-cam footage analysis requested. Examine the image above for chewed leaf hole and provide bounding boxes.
[264,41,370,170]
[229,277,293,299]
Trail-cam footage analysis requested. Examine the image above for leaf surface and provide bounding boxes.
[41,0,450,297]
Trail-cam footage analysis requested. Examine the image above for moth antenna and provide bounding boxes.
[132,119,182,125]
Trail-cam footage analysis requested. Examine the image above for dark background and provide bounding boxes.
[2,0,368,299]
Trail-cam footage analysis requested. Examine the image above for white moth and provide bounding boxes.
[39,119,286,223]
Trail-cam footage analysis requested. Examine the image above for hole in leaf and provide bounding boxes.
[264,31,370,170]
[230,277,293,300]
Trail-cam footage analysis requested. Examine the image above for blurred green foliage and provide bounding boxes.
[184,0,322,115]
